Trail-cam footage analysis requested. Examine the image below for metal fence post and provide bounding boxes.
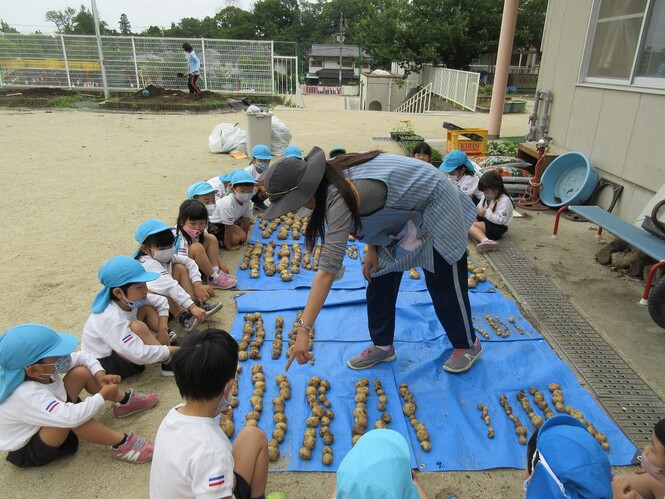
[60,34,72,88]
[271,41,275,95]
[131,36,140,89]
[201,38,208,90]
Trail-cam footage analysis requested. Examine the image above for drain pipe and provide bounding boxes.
[538,90,553,140]
[526,89,542,141]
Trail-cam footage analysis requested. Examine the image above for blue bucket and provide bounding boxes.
[540,151,599,207]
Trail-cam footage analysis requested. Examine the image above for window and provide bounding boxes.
[310,59,323,67]
[582,0,665,89]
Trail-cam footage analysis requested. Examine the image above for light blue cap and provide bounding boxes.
[329,146,346,156]
[251,144,272,160]
[440,149,474,173]
[219,168,243,183]
[526,415,612,499]
[135,219,172,245]
[336,429,419,499]
[0,324,78,402]
[91,256,160,314]
[284,145,303,158]
[231,169,258,186]
[187,181,215,199]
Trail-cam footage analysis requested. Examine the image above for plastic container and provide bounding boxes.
[245,108,273,156]
[540,151,599,207]
[445,128,488,156]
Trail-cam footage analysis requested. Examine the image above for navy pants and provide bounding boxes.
[187,74,201,94]
[366,250,475,349]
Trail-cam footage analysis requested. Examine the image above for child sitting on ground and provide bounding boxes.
[524,415,612,497]
[334,429,428,498]
[469,170,513,253]
[614,418,665,499]
[411,141,433,164]
[150,329,282,499]
[174,198,237,289]
[81,256,180,378]
[0,324,156,467]
[215,170,256,251]
[245,144,271,211]
[284,145,303,158]
[134,219,222,332]
[440,149,482,203]
[206,173,232,200]
[329,146,346,159]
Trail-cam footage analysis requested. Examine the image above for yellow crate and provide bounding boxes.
[446,128,488,156]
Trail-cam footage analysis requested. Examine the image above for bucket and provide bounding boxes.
[245,108,273,156]
[540,151,599,207]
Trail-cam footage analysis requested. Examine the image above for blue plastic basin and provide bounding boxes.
[540,151,599,207]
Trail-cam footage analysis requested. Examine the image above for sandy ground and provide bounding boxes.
[0,96,654,498]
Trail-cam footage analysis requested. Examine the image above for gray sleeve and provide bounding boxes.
[318,180,387,274]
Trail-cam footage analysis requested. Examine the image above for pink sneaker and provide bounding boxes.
[209,272,237,290]
[476,240,499,254]
[113,390,158,418]
[110,432,154,463]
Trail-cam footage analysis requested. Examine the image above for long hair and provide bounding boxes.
[177,199,209,245]
[479,170,513,210]
[304,151,381,251]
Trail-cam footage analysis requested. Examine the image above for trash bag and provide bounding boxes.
[271,116,292,156]
[208,123,246,154]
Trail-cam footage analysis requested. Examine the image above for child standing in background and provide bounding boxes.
[0,324,157,467]
[215,170,256,251]
[440,150,482,203]
[469,171,513,253]
[245,144,272,211]
[81,256,179,378]
[174,199,237,289]
[411,141,433,164]
[134,219,221,331]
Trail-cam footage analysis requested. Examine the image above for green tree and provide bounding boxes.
[515,0,548,50]
[141,26,164,37]
[119,13,131,35]
[45,7,77,34]
[214,6,256,39]
[0,19,19,33]
[252,0,301,40]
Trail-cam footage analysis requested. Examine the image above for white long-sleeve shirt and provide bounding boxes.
[0,351,106,451]
[479,193,514,226]
[81,300,170,365]
[452,173,482,200]
[137,254,201,309]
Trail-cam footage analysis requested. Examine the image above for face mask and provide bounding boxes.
[213,383,232,417]
[638,451,665,483]
[152,247,174,263]
[254,162,269,172]
[205,204,215,216]
[182,225,204,238]
[120,293,148,310]
[39,354,73,379]
[235,192,253,204]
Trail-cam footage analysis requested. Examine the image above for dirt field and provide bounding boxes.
[0,98,649,498]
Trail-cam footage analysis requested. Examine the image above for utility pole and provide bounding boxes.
[91,0,109,98]
[338,13,344,88]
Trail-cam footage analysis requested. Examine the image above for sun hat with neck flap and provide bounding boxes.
[262,146,326,220]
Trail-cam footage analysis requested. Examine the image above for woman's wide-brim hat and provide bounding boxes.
[262,146,326,220]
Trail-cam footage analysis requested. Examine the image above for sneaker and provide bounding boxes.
[160,361,174,377]
[209,272,237,290]
[113,390,159,418]
[443,338,483,373]
[476,240,499,254]
[254,200,269,211]
[202,302,224,318]
[167,329,177,342]
[347,345,396,370]
[179,311,197,332]
[110,432,154,464]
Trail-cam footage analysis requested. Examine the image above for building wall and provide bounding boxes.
[359,75,407,111]
[538,0,665,222]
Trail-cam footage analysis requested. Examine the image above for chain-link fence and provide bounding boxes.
[0,34,299,95]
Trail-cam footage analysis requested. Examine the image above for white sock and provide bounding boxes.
[213,266,220,274]
[480,238,490,243]
[376,345,393,351]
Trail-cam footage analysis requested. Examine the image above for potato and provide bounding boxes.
[238,351,248,361]
[324,410,334,420]
[299,447,312,460]
[312,405,324,418]
[272,429,285,443]
[220,419,235,438]
[245,419,258,427]
[354,393,367,404]
[374,420,387,429]
[268,446,280,462]
[320,416,331,427]
[306,416,320,428]
[352,434,362,446]
[323,433,334,445]
[322,453,333,466]
[274,413,287,424]
[416,429,430,442]
[421,440,432,452]
[303,435,316,450]
[402,402,416,416]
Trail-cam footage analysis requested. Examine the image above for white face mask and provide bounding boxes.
[205,204,215,216]
[213,382,232,417]
[152,247,174,263]
[639,451,665,483]
[235,192,254,204]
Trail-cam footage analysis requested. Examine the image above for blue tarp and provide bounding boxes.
[229,289,637,472]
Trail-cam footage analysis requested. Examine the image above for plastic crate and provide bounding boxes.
[445,128,488,156]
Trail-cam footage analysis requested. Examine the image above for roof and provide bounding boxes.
[310,44,372,60]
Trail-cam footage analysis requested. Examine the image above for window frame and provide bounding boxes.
[580,0,665,91]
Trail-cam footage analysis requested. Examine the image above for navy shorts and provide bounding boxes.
[477,216,508,240]
[234,471,251,499]
[6,426,79,468]
[99,350,145,379]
